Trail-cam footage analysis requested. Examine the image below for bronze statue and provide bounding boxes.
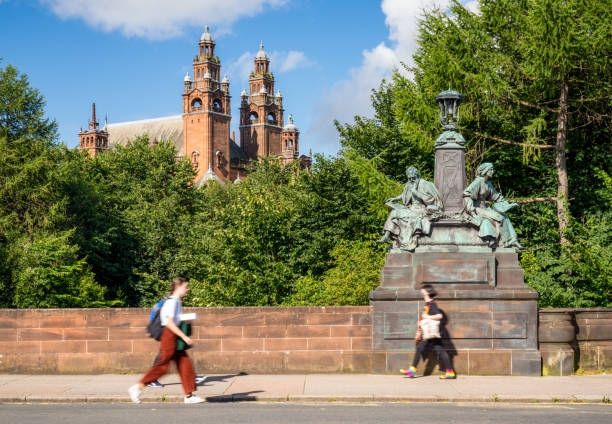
[378,167,442,251]
[462,162,522,249]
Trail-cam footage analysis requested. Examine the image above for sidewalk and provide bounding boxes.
[0,374,611,403]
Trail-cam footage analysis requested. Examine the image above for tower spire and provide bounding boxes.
[89,102,99,130]
[79,102,108,157]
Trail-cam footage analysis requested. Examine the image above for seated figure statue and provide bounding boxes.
[377,167,442,251]
[462,162,522,249]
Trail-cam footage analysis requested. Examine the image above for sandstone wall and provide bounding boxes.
[0,306,609,374]
[539,308,612,375]
[0,307,375,374]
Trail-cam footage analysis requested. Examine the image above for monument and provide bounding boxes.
[370,89,541,375]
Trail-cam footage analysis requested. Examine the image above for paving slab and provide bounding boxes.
[224,374,305,397]
[0,373,609,403]
[305,374,461,398]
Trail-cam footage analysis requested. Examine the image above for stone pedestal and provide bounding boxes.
[370,236,542,375]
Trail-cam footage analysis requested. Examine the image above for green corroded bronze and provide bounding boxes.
[462,162,522,249]
[435,88,464,132]
[377,167,442,252]
[435,130,466,148]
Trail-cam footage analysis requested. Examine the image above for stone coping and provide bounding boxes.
[539,308,612,313]
[370,288,538,301]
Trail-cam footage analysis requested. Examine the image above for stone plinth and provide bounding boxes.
[370,248,541,375]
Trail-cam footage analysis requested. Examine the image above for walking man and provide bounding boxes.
[129,277,204,403]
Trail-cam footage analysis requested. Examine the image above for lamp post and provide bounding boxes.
[436,89,464,130]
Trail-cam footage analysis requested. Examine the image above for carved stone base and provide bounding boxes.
[371,250,541,375]
[379,248,525,290]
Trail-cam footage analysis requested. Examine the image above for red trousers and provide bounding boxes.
[140,327,196,395]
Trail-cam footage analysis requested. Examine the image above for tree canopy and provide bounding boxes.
[0,1,609,309]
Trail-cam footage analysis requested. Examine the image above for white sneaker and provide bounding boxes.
[128,384,142,403]
[195,375,207,385]
[184,395,204,404]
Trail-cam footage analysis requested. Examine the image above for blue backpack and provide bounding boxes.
[147,297,168,341]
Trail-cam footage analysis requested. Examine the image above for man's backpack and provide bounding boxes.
[146,297,168,341]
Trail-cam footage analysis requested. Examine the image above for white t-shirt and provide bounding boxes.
[160,295,182,327]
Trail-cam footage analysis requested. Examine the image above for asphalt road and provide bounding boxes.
[0,402,610,424]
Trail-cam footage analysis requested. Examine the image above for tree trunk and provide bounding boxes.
[555,78,570,245]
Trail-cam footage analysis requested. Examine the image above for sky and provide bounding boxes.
[0,0,478,155]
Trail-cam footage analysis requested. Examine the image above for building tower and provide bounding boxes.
[239,42,284,160]
[79,102,109,157]
[281,114,299,165]
[182,25,232,182]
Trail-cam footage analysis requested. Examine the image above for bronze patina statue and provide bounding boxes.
[378,167,442,251]
[462,162,522,249]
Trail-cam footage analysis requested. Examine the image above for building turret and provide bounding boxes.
[254,41,270,74]
[183,25,231,182]
[240,41,284,159]
[281,114,299,158]
[275,90,283,107]
[184,72,192,92]
[78,102,109,157]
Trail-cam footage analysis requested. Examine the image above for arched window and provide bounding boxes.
[191,98,202,108]
[267,112,275,123]
[216,150,224,167]
[249,112,258,123]
[212,99,222,112]
[191,151,200,169]
[289,140,293,149]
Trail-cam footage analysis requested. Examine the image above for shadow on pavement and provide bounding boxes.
[162,372,249,387]
[206,390,264,402]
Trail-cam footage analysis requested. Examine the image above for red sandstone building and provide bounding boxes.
[79,26,310,183]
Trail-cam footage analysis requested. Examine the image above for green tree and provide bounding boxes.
[0,63,73,307]
[411,0,611,242]
[335,79,435,182]
[179,159,303,306]
[74,136,198,306]
[11,231,109,308]
[288,237,386,306]
[0,63,57,142]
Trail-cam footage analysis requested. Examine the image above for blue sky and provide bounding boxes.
[1,0,476,155]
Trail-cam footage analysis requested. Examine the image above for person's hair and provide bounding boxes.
[169,277,188,294]
[420,284,437,299]
[475,162,494,177]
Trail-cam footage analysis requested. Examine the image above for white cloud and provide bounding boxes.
[226,49,311,88]
[227,51,254,85]
[277,50,309,72]
[308,0,451,154]
[40,0,288,40]
[464,0,480,14]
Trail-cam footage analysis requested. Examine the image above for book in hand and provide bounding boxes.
[179,313,198,321]
[493,201,518,213]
